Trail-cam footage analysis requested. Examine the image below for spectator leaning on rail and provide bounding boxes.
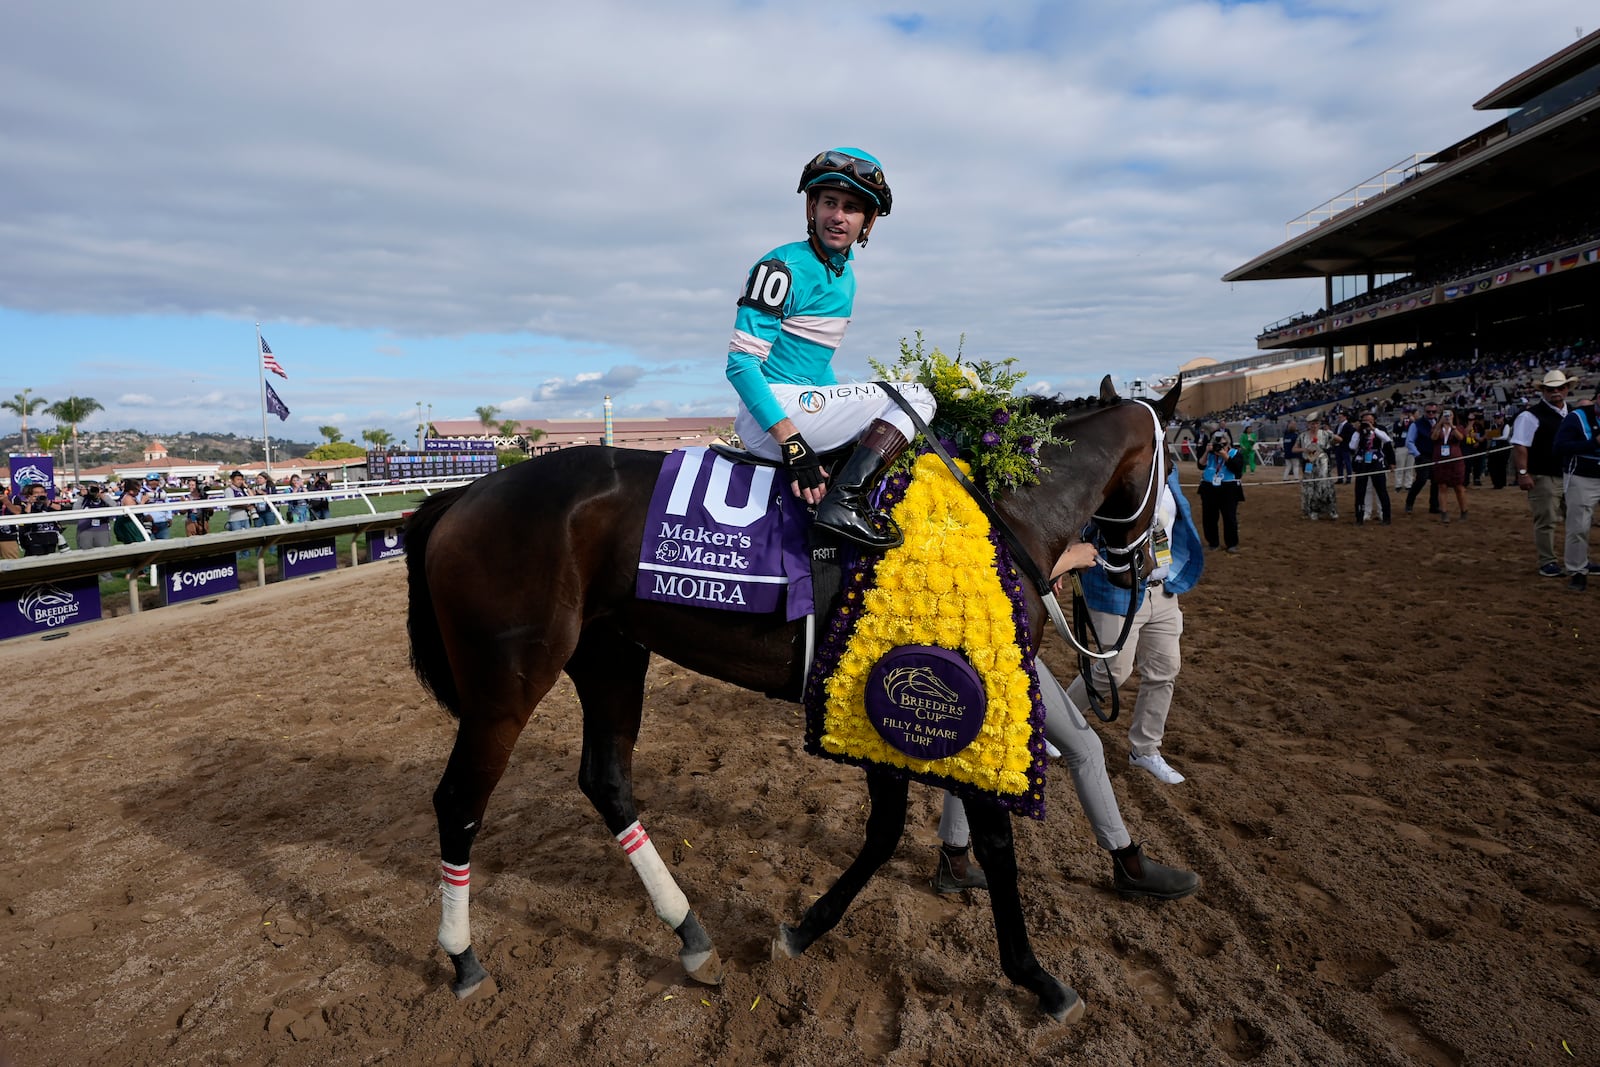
[725,147,935,550]
[1510,370,1573,578]
[223,471,255,531]
[73,482,115,549]
[1554,389,1600,593]
[138,473,174,539]
[14,481,66,556]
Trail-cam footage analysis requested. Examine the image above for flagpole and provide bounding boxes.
[256,323,273,474]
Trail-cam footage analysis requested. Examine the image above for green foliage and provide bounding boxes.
[318,424,344,444]
[497,419,519,437]
[475,405,499,428]
[870,332,1064,496]
[361,428,394,449]
[497,449,528,468]
[305,441,367,460]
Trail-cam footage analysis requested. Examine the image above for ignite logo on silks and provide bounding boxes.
[365,528,406,562]
[1,578,101,640]
[281,537,338,579]
[164,554,240,605]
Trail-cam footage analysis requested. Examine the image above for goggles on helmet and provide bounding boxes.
[798,150,892,216]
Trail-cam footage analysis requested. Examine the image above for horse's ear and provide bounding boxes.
[1099,375,1118,403]
[1156,374,1183,420]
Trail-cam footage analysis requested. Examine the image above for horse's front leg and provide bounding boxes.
[568,630,722,985]
[966,797,1086,1023]
[773,765,908,958]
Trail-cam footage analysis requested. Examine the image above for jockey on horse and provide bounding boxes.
[727,147,936,549]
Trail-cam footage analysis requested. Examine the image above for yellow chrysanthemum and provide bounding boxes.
[818,453,1039,798]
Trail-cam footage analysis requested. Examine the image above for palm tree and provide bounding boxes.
[318,424,344,445]
[497,418,520,438]
[475,405,499,431]
[35,430,66,473]
[361,428,395,449]
[2,389,48,451]
[46,396,102,487]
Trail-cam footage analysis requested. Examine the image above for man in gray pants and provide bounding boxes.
[933,659,1199,899]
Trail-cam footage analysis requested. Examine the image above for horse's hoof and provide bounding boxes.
[1042,980,1086,1024]
[770,923,802,961]
[681,945,723,985]
[448,946,492,1000]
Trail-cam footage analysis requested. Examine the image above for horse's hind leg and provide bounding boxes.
[566,628,723,985]
[966,797,1086,1023]
[773,765,908,958]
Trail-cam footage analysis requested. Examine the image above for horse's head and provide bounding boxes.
[1001,375,1183,632]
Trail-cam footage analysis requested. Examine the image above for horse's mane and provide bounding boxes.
[1015,393,1121,432]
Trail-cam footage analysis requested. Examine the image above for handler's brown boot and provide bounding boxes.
[1111,843,1199,901]
[931,844,989,894]
[814,420,908,550]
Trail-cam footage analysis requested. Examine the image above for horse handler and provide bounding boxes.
[726,147,935,550]
[934,539,1200,901]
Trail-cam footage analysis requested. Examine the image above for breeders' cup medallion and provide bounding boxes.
[864,645,987,760]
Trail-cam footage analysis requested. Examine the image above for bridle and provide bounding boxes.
[1087,399,1166,576]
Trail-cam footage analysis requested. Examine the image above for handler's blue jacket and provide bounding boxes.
[725,239,855,432]
[1079,467,1204,614]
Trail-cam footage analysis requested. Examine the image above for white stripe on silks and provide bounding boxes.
[729,330,773,359]
[780,314,848,348]
[615,820,690,928]
[438,859,471,955]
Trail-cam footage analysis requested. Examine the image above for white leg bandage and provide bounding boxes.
[617,821,690,929]
[438,860,472,955]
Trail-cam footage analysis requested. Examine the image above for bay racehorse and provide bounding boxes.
[405,376,1179,1023]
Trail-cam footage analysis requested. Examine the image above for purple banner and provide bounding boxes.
[8,454,56,499]
[163,553,240,605]
[424,438,496,452]
[365,527,406,562]
[1,576,102,640]
[280,537,338,580]
[635,447,811,617]
[863,645,988,760]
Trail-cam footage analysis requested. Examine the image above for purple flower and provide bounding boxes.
[1018,435,1034,449]
[992,408,1011,426]
[981,431,1001,447]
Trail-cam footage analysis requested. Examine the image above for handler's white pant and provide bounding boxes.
[735,382,935,459]
[1065,588,1184,758]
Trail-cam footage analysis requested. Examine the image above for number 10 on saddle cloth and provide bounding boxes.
[804,452,1050,819]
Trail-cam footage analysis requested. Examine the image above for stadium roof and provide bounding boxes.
[1476,27,1600,108]
[1224,30,1600,284]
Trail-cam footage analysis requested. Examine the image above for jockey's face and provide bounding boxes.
[809,188,868,253]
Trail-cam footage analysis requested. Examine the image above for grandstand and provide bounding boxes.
[1209,27,1600,418]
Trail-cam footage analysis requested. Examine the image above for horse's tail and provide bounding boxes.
[405,486,470,718]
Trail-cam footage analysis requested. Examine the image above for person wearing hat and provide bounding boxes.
[1554,387,1600,592]
[1510,370,1573,577]
[725,148,934,550]
[1298,412,1339,521]
[138,472,173,539]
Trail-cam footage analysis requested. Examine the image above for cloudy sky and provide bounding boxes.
[2,1,1593,443]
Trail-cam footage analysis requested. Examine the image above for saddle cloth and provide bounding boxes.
[635,447,814,620]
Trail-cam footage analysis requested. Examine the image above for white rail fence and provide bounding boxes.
[0,480,473,640]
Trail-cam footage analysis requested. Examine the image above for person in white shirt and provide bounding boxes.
[1510,370,1573,577]
[1349,412,1394,525]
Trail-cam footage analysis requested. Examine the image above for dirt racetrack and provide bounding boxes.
[1,475,1597,1066]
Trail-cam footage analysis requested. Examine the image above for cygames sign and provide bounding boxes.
[164,554,240,605]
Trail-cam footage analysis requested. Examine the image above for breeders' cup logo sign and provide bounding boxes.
[864,645,988,760]
[8,455,56,497]
[365,528,406,562]
[2,578,101,641]
[281,537,339,579]
[164,554,239,605]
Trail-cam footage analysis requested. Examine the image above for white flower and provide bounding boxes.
[960,365,982,389]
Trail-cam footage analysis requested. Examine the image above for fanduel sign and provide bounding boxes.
[365,527,406,562]
[1,578,101,640]
[281,537,338,579]
[164,554,239,605]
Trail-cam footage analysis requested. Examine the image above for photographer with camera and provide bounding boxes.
[13,481,67,556]
[1196,427,1246,552]
[74,482,115,549]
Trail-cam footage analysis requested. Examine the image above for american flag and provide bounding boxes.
[260,335,288,379]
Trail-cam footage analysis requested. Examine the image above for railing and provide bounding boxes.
[1,480,474,632]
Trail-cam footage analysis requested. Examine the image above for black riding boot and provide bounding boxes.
[931,844,989,894]
[1111,843,1200,901]
[813,420,907,550]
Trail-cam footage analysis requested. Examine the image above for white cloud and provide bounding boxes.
[1,1,1593,436]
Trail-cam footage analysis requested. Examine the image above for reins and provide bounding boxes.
[876,384,1162,704]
